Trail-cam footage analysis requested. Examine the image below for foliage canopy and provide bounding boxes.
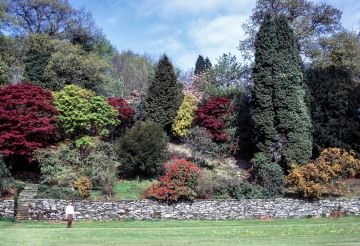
[0,82,59,157]
[53,84,119,138]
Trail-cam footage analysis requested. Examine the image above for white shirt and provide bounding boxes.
[65,205,74,215]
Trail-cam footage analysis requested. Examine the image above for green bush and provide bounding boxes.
[34,145,79,187]
[35,140,121,196]
[84,142,120,196]
[53,84,119,138]
[251,152,285,197]
[213,176,265,199]
[184,126,215,157]
[36,185,81,200]
[117,120,168,177]
[229,181,264,199]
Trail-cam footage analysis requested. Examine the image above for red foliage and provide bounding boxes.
[0,82,59,156]
[193,97,232,142]
[144,159,202,203]
[108,97,135,123]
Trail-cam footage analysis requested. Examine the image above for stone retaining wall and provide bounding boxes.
[20,198,360,220]
[0,200,15,218]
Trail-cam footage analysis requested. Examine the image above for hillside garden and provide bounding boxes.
[0,0,360,203]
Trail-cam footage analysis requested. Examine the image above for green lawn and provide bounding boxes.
[0,216,360,245]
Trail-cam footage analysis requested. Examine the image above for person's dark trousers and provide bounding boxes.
[67,214,73,228]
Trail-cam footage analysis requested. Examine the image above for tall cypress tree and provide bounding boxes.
[252,14,312,171]
[272,16,312,166]
[251,14,284,195]
[142,55,183,132]
[252,14,278,156]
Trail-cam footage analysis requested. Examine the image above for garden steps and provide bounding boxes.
[16,184,38,221]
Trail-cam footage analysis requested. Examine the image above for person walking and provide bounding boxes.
[65,201,74,228]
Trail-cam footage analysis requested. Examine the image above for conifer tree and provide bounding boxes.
[251,14,284,195]
[172,94,197,137]
[23,34,53,90]
[142,55,183,132]
[194,55,206,75]
[251,14,312,191]
[272,16,312,166]
[306,66,360,155]
[24,48,51,89]
[252,14,278,156]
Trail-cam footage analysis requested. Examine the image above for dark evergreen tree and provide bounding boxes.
[24,47,51,89]
[142,55,183,132]
[251,14,312,194]
[194,55,206,75]
[251,14,284,195]
[23,34,53,90]
[272,16,312,166]
[306,66,360,155]
[117,120,168,178]
[251,14,278,157]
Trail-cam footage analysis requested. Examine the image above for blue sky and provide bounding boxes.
[68,0,360,70]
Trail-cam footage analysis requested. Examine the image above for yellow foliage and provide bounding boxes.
[172,94,197,137]
[286,148,360,198]
[73,176,93,198]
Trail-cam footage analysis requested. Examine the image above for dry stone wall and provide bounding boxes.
[15,198,360,220]
[0,200,14,218]
[1,198,360,220]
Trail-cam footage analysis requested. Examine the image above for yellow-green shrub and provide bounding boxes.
[172,94,197,137]
[286,148,360,198]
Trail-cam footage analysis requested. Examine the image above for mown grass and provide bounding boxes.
[0,216,359,245]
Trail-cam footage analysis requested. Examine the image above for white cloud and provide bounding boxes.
[147,36,184,55]
[188,15,248,65]
[144,14,250,69]
[146,33,198,70]
[175,52,198,71]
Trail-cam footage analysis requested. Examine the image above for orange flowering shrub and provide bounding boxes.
[73,176,93,198]
[286,148,360,198]
[144,159,202,203]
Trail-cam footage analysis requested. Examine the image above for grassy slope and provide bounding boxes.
[0,216,359,245]
[90,180,155,200]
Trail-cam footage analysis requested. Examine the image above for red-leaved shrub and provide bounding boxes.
[144,159,202,203]
[193,97,232,142]
[0,82,59,156]
[108,97,135,123]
